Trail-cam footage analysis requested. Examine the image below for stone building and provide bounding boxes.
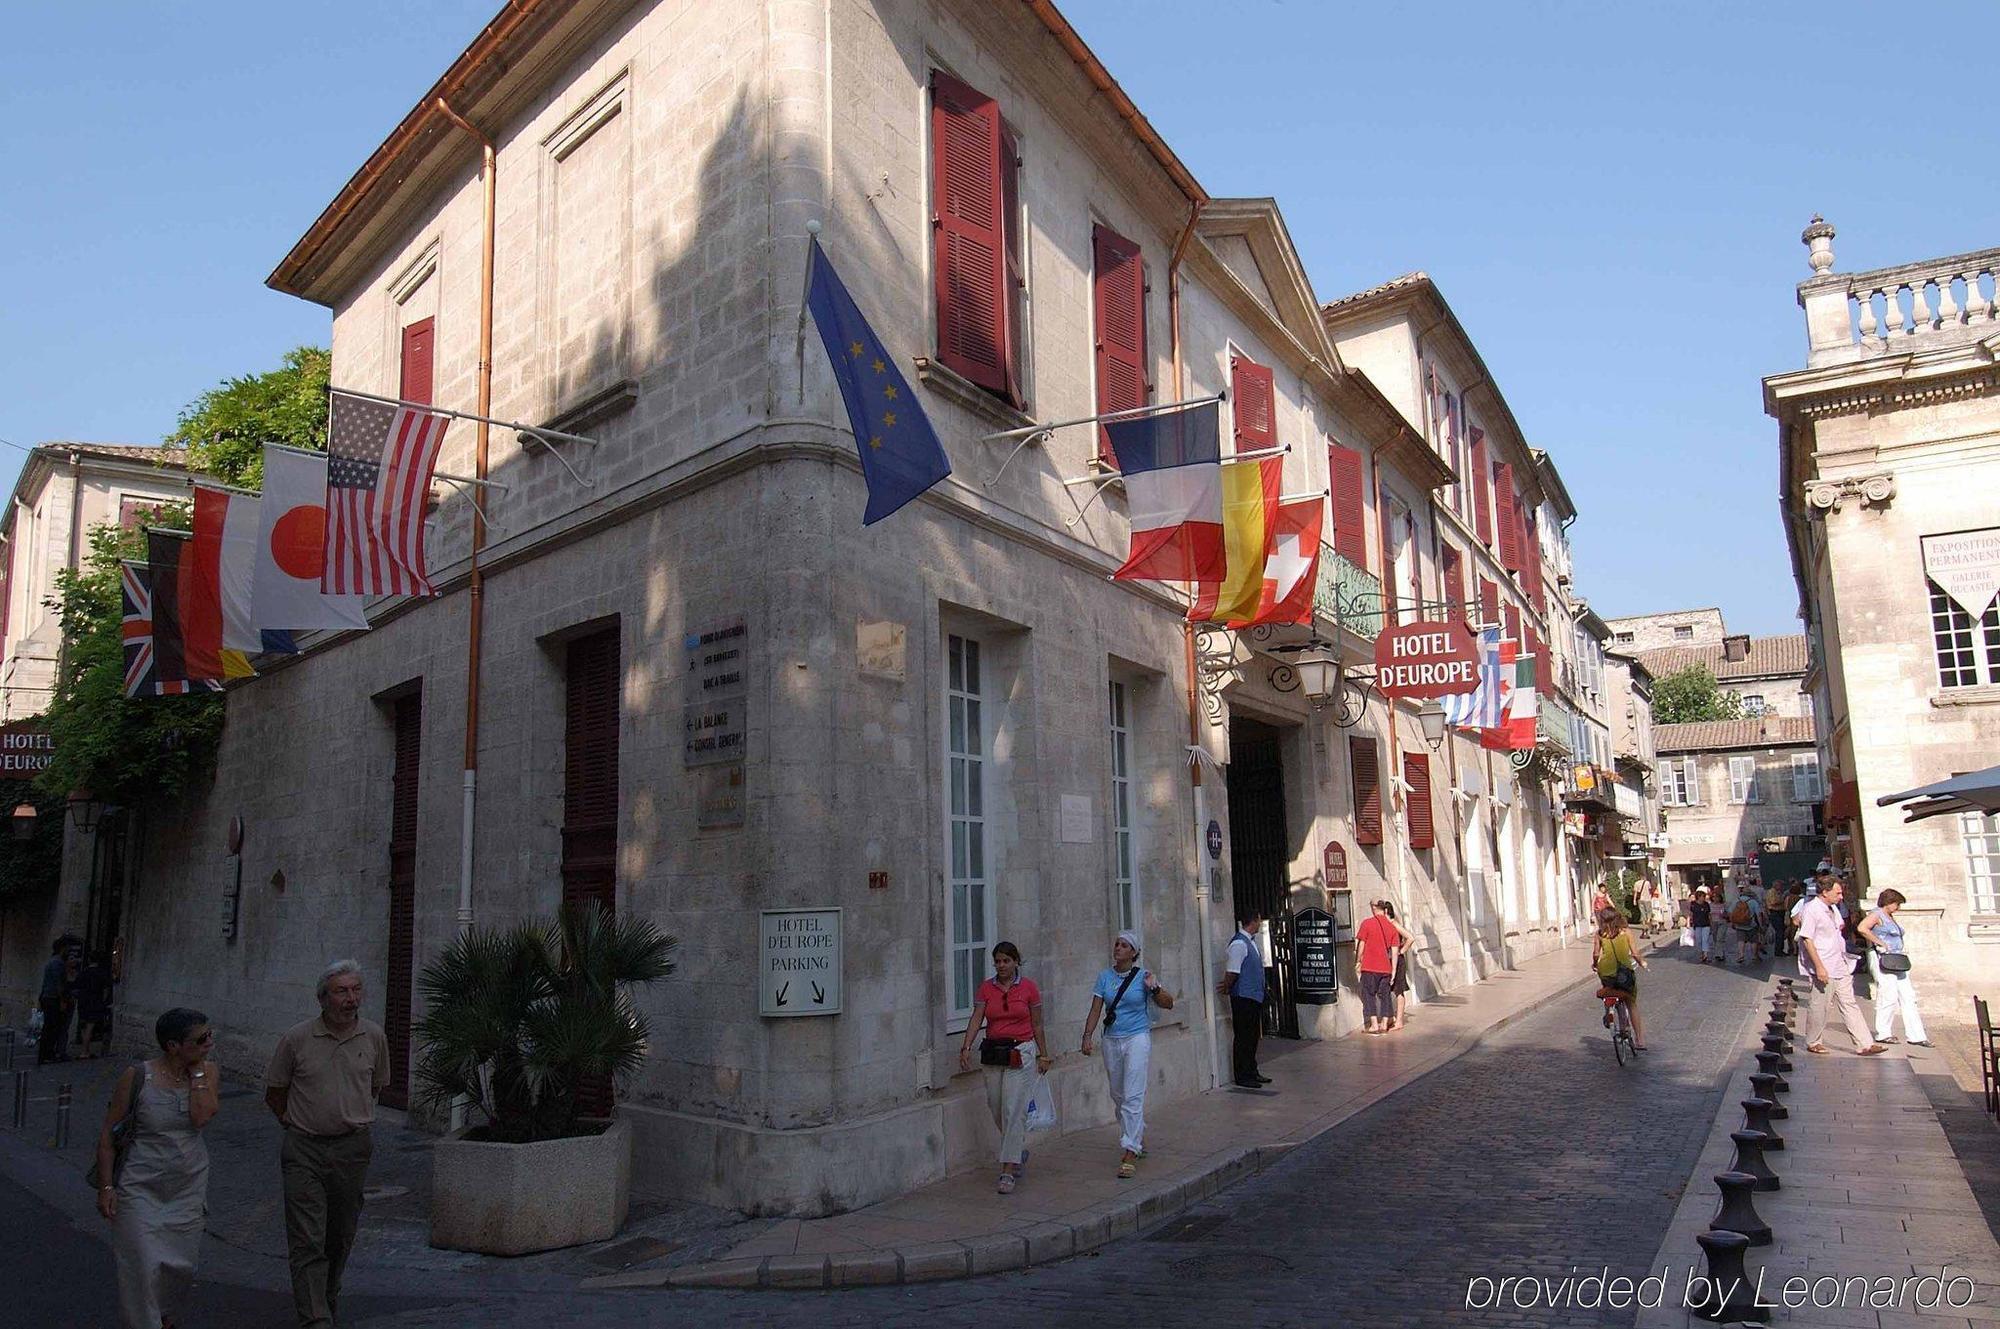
[1603,647,1664,887]
[1767,219,2000,1006]
[8,0,1605,1215]
[1654,717,1822,898]
[1605,606,1724,655]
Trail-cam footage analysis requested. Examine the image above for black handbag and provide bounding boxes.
[1605,966,1637,994]
[1102,967,1142,1034]
[1877,951,1912,974]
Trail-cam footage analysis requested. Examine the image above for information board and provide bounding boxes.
[1292,906,1338,1005]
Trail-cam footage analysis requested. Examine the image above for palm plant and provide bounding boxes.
[414,903,677,1143]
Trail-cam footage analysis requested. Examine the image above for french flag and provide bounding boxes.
[1109,400,1226,583]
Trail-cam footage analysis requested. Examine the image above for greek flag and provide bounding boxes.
[1442,628,1503,728]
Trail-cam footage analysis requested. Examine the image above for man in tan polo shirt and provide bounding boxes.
[266,959,390,1329]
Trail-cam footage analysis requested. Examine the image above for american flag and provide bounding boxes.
[324,389,449,596]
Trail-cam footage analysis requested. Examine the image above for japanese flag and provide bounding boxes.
[252,446,370,634]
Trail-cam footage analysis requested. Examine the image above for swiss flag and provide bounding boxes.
[1227,498,1322,628]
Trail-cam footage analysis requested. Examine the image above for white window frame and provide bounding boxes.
[945,633,995,1026]
[1790,753,1821,802]
[1109,678,1138,937]
[1742,694,1767,717]
[1929,579,2000,689]
[1963,810,2000,917]
[1663,756,1698,806]
[1728,755,1759,805]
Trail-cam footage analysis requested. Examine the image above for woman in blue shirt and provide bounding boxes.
[1857,889,1929,1046]
[1079,931,1174,1178]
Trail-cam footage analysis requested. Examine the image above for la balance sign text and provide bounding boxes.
[1373,621,1479,700]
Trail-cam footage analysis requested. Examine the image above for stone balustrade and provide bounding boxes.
[1803,238,2000,366]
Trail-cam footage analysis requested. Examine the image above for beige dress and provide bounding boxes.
[113,1062,210,1329]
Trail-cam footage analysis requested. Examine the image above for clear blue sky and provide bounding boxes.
[2,2,1991,636]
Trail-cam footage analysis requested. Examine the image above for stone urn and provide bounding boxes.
[429,1116,632,1255]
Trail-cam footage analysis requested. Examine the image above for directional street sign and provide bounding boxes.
[759,908,843,1017]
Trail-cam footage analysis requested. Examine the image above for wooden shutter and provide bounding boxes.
[1230,354,1276,451]
[1329,444,1368,568]
[1404,753,1434,850]
[931,70,1009,393]
[1494,461,1518,570]
[1532,627,1551,694]
[1504,604,1521,654]
[562,628,621,916]
[1478,577,1498,628]
[1092,223,1147,464]
[1351,736,1383,845]
[383,692,421,1110]
[1469,428,1492,546]
[999,126,1024,406]
[1442,544,1466,622]
[399,317,435,407]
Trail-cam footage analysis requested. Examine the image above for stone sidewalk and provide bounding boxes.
[595,934,1614,1291]
[1637,978,2000,1328]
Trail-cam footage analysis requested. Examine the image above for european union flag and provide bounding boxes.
[804,237,952,524]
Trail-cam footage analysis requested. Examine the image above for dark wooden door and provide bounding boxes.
[1227,716,1297,1038]
[562,629,620,1115]
[382,693,421,1110]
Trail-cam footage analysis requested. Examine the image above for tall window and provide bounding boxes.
[1930,580,2000,689]
[1109,680,1137,936]
[1728,755,1760,804]
[946,634,992,1020]
[1963,811,2000,916]
[1790,753,1821,801]
[1662,757,1698,806]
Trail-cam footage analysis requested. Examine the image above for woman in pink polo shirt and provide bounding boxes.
[956,941,1052,1194]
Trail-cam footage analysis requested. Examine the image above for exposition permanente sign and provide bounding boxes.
[1373,621,1479,700]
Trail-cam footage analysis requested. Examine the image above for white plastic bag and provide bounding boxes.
[1680,926,1695,949]
[1024,1072,1058,1132]
[27,1005,44,1038]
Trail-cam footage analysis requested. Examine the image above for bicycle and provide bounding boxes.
[1600,989,1637,1065]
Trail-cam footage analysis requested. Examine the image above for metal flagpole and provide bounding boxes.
[982,393,1230,488]
[1063,442,1291,528]
[327,385,599,449]
[795,221,820,403]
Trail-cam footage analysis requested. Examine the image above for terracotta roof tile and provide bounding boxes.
[37,443,189,466]
[1655,716,1817,753]
[1634,634,1809,682]
[1321,271,1430,313]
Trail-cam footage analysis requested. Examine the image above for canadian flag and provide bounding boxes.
[1226,498,1322,628]
[252,445,370,635]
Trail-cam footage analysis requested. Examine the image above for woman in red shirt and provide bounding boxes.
[1355,901,1401,1035]
[957,941,1052,1194]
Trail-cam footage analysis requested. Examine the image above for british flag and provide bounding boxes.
[121,561,218,697]
[324,390,449,596]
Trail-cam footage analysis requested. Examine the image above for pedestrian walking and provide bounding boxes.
[1796,878,1886,1057]
[1382,900,1416,1030]
[266,960,391,1329]
[1217,911,1271,1087]
[1591,908,1649,1050]
[1687,887,1714,963]
[1079,931,1174,1178]
[1727,885,1762,964]
[37,937,77,1065]
[957,941,1051,1194]
[97,1007,218,1329]
[75,951,116,1059]
[1355,901,1400,1035]
[1857,889,1929,1047]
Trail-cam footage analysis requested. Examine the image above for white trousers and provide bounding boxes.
[1869,955,1928,1042]
[984,1038,1037,1165]
[1100,1032,1151,1155]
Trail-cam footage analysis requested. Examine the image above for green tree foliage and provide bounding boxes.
[1652,665,1743,725]
[0,782,67,900]
[415,905,677,1142]
[34,512,224,809]
[168,345,330,489]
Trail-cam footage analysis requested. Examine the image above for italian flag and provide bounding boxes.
[1481,641,1538,751]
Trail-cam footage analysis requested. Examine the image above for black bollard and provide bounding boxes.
[1730,1130,1780,1192]
[1748,1072,1788,1117]
[1763,1021,1793,1049]
[1753,1051,1790,1091]
[53,1082,71,1149]
[1709,1170,1772,1246]
[8,1070,23,1129]
[1692,1229,1768,1321]
[1758,1035,1792,1071]
[1741,1098,1784,1150]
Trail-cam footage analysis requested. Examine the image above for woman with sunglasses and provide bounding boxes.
[97,1008,219,1329]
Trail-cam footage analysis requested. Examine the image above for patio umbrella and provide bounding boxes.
[1875,764,2000,823]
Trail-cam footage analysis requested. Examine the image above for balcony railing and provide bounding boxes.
[1313,544,1384,641]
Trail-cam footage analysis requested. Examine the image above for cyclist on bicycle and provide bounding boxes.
[1592,907,1649,1051]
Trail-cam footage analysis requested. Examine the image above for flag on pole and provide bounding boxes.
[195,484,296,658]
[147,527,247,683]
[803,237,952,524]
[1189,456,1282,623]
[1442,627,1503,727]
[1107,400,1224,582]
[123,546,225,697]
[121,561,156,698]
[325,389,450,595]
[1226,497,1322,627]
[254,447,370,634]
[1481,641,1538,751]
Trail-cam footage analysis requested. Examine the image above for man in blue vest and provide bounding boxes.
[1218,911,1272,1089]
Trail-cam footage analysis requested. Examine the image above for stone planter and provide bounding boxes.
[430,1116,631,1255]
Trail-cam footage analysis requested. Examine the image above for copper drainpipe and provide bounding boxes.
[435,97,495,933]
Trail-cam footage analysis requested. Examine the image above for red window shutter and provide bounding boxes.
[1478,577,1498,628]
[1230,354,1276,451]
[998,126,1024,406]
[399,317,435,407]
[1442,545,1467,622]
[931,70,1009,394]
[1092,223,1147,465]
[1404,753,1434,850]
[1504,603,1521,651]
[1522,510,1545,611]
[1351,737,1383,845]
[1494,462,1518,570]
[1469,428,1492,546]
[1532,628,1551,694]
[1328,444,1368,569]
[563,628,621,917]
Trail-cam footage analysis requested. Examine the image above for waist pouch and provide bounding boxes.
[979,1038,1021,1068]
